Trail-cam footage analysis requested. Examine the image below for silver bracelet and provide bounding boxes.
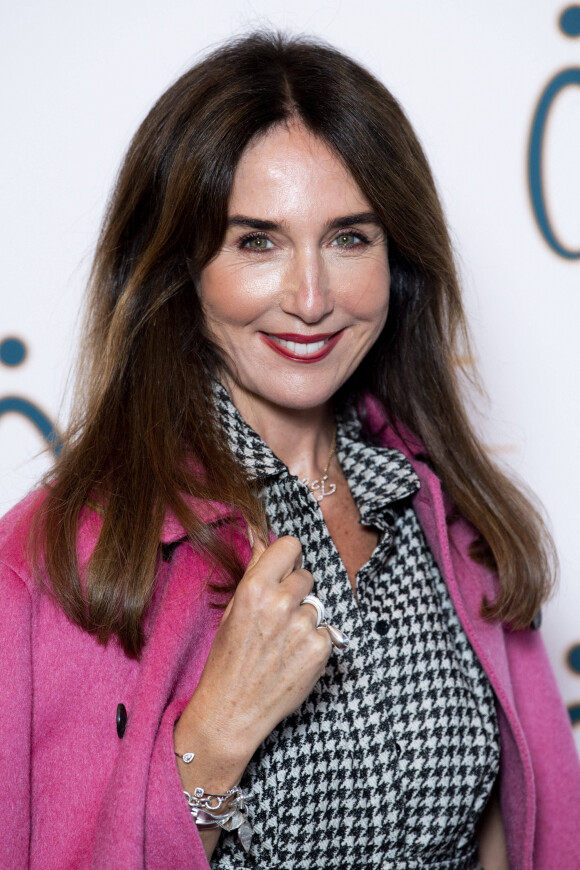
[183,786,253,851]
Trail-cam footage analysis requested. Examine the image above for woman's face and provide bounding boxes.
[199,121,390,422]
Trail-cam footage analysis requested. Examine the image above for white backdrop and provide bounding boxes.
[1,0,579,752]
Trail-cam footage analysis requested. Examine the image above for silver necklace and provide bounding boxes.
[301,431,337,502]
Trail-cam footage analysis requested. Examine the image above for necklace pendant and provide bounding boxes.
[301,475,337,502]
[314,475,337,502]
[300,429,338,502]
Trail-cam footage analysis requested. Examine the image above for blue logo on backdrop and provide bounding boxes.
[528,6,580,259]
[0,336,61,456]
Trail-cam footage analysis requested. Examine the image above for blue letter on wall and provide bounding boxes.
[529,68,580,260]
[0,397,62,457]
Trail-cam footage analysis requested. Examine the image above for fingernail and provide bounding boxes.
[247,526,254,547]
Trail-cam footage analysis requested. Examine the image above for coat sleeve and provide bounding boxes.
[144,698,211,869]
[0,562,32,869]
[89,543,222,870]
[89,695,212,870]
[505,626,580,870]
[0,506,239,869]
[142,534,247,869]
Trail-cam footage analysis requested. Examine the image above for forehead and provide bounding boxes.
[229,122,372,217]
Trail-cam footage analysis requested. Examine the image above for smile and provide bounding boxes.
[261,331,343,363]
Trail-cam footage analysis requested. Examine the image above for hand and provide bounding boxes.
[175,535,332,786]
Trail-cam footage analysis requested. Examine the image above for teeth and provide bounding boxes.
[272,337,327,356]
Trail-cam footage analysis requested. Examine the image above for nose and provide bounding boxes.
[280,248,334,323]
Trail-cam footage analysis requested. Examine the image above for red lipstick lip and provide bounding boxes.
[260,330,343,363]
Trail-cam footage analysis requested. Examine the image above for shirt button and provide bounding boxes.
[375,618,389,636]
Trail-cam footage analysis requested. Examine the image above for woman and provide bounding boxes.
[0,31,578,870]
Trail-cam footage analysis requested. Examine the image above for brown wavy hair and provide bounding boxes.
[33,31,555,656]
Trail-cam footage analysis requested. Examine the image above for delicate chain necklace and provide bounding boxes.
[301,430,337,502]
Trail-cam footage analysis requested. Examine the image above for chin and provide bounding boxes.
[258,385,341,412]
[226,366,352,416]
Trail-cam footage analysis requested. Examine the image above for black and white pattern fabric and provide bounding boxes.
[210,384,500,870]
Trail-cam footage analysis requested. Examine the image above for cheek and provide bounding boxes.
[198,264,247,331]
[344,261,390,326]
[369,257,390,318]
[199,261,280,329]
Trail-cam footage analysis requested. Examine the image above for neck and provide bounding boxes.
[224,381,336,480]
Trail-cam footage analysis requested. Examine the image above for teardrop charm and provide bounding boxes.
[238,819,253,852]
[324,623,350,650]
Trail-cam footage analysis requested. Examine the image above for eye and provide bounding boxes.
[332,231,369,247]
[239,233,274,251]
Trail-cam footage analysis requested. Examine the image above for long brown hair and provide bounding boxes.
[34,31,555,656]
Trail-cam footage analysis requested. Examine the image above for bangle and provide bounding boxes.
[183,786,253,851]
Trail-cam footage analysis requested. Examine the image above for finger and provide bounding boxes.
[300,597,324,627]
[244,535,303,585]
[316,625,335,655]
[300,604,321,630]
[223,542,307,629]
[245,524,268,571]
[222,594,235,621]
[279,567,314,602]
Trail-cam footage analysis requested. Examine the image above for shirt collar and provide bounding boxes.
[212,380,287,481]
[335,402,420,526]
[214,381,420,513]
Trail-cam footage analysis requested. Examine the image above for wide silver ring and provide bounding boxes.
[319,621,350,651]
[301,594,325,628]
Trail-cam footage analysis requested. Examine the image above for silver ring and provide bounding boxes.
[319,621,350,650]
[301,594,325,627]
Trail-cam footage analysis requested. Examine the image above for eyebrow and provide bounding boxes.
[227,212,382,232]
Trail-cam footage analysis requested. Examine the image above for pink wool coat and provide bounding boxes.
[1,399,579,869]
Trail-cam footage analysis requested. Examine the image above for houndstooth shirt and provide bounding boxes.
[211,384,499,870]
